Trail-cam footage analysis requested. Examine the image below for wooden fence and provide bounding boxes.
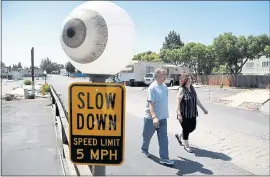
[196,75,270,89]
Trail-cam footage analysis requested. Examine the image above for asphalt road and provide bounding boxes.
[48,75,269,175]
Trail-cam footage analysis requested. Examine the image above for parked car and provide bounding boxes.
[75,73,88,77]
[144,73,155,86]
[106,77,123,84]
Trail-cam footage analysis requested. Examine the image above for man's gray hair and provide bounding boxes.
[154,68,165,79]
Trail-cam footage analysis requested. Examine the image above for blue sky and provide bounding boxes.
[2,1,269,67]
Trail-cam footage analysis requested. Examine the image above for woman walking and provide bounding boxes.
[175,73,208,153]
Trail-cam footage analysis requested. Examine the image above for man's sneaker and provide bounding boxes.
[142,150,150,158]
[160,159,174,165]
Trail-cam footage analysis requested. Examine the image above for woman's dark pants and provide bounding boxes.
[179,117,197,140]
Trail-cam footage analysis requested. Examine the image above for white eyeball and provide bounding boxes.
[60,1,136,75]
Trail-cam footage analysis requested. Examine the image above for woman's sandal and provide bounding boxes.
[184,146,194,153]
[175,134,183,146]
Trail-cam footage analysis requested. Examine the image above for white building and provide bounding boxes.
[241,56,270,75]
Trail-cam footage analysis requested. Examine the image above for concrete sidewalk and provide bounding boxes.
[1,98,64,176]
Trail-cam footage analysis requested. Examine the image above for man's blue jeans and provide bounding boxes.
[141,118,169,159]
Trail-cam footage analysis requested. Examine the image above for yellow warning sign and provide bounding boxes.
[68,82,125,166]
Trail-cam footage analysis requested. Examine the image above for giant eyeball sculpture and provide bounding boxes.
[60,1,136,75]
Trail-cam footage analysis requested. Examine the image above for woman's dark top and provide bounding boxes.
[180,85,198,118]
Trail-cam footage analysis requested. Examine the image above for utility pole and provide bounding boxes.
[31,47,35,97]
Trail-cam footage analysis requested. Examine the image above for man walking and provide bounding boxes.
[141,68,174,165]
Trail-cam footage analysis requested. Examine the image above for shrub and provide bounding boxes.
[24,79,32,85]
[42,84,50,93]
[5,95,12,101]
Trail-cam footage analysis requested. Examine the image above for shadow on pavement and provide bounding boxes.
[192,147,231,161]
[149,154,213,176]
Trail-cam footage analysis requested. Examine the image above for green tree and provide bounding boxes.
[212,64,227,74]
[179,42,196,70]
[132,51,160,62]
[1,61,5,67]
[256,34,270,56]
[49,62,63,72]
[159,49,183,64]
[40,57,75,74]
[213,32,270,75]
[177,42,216,75]
[180,42,207,75]
[132,53,144,61]
[264,45,270,58]
[203,45,216,75]
[17,62,22,68]
[159,49,170,63]
[162,30,184,50]
[12,64,18,70]
[191,43,207,75]
[160,31,184,63]
[65,62,76,74]
[58,64,65,69]
[40,57,53,73]
[132,51,152,61]
[212,67,218,74]
[142,52,160,62]
[219,65,227,74]
[168,49,182,65]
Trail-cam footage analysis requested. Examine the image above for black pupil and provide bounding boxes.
[67,27,75,38]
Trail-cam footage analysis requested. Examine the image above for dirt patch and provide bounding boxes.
[2,94,24,101]
[211,98,233,105]
[238,102,262,111]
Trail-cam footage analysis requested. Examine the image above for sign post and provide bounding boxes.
[68,78,126,175]
[60,1,136,176]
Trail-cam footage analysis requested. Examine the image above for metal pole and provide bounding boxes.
[88,74,111,176]
[209,85,211,101]
[45,72,47,84]
[31,47,35,97]
[208,80,211,102]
